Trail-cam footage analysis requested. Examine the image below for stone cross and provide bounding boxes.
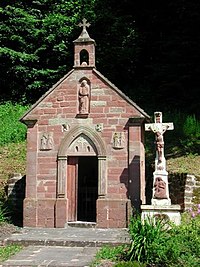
[145,111,174,171]
[78,18,91,31]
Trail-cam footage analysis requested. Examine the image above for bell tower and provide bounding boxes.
[73,18,96,68]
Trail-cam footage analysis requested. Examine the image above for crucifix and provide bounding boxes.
[145,112,174,204]
[145,111,174,171]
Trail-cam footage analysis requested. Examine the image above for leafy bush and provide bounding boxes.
[0,102,28,145]
[168,209,200,267]
[126,213,200,267]
[127,215,175,265]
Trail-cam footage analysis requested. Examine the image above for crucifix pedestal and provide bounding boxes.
[141,111,181,225]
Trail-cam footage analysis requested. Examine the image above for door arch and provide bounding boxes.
[57,126,107,221]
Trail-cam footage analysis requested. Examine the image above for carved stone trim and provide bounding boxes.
[57,157,67,198]
[98,156,107,197]
[68,134,97,155]
[58,125,107,157]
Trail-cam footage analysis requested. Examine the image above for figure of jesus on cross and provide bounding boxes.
[145,112,174,171]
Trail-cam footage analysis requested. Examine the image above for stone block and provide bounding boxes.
[55,198,68,228]
[97,199,130,228]
[23,198,37,227]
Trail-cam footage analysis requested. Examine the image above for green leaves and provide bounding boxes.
[0,0,94,103]
[127,215,174,265]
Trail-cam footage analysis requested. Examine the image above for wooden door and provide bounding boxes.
[67,157,78,221]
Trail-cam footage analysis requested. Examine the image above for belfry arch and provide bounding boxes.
[57,125,107,201]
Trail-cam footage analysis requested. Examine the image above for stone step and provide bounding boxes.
[2,227,130,248]
[66,221,96,228]
[3,238,127,248]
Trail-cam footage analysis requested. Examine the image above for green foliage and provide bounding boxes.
[114,262,146,267]
[0,244,22,262]
[0,102,28,145]
[117,213,200,267]
[95,245,126,262]
[0,203,9,223]
[168,211,200,267]
[127,215,174,265]
[0,0,96,103]
[181,114,200,154]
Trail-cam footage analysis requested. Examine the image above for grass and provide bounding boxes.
[0,102,28,146]
[167,154,200,177]
[0,142,26,180]
[0,244,22,262]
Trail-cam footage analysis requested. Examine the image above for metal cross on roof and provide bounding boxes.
[78,18,90,31]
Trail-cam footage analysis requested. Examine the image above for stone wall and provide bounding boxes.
[5,173,25,226]
[169,173,200,209]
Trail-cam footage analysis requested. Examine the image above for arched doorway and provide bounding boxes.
[57,126,107,224]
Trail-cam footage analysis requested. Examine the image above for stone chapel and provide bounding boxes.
[20,19,150,228]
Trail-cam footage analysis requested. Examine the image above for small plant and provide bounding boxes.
[0,203,9,223]
[0,245,22,262]
[91,245,126,266]
[127,215,169,264]
[95,245,126,262]
[187,203,200,218]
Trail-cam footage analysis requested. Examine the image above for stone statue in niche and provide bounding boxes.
[154,177,167,199]
[78,79,90,114]
[40,132,54,150]
[112,132,125,149]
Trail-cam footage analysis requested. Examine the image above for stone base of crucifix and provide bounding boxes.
[151,152,171,206]
[141,111,181,225]
[151,170,171,206]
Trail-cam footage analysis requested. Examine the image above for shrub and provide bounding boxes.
[0,102,29,145]
[168,209,200,267]
[127,215,180,266]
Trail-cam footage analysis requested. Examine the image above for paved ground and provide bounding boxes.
[1,246,99,267]
[0,226,130,267]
